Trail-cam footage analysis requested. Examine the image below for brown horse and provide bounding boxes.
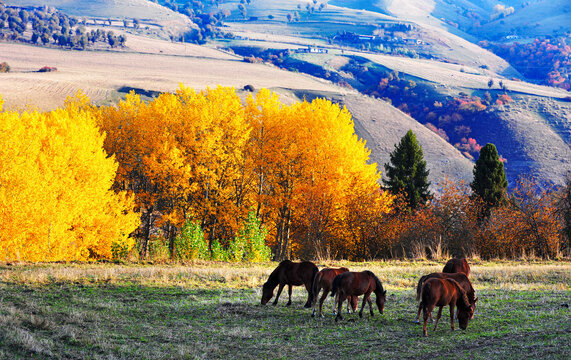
[310,267,358,318]
[420,277,475,336]
[261,260,318,307]
[330,270,386,322]
[443,258,470,276]
[414,272,477,323]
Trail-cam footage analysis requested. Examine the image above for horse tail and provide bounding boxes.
[330,274,341,298]
[309,265,319,303]
[416,275,430,302]
[420,279,431,304]
[311,271,321,303]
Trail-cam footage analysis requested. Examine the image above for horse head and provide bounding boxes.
[446,278,474,330]
[261,281,274,305]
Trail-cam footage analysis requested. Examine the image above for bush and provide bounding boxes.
[211,239,229,261]
[176,219,209,260]
[0,62,10,73]
[241,210,271,262]
[38,66,57,72]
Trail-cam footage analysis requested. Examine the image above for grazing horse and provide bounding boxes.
[414,272,477,323]
[420,278,475,336]
[330,271,386,322]
[311,267,358,318]
[443,258,470,277]
[261,260,318,307]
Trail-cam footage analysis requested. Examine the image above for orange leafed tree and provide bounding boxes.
[245,90,392,260]
[97,86,253,256]
[0,94,140,262]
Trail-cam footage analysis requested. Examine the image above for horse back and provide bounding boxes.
[419,272,474,302]
[443,258,470,277]
[421,278,457,307]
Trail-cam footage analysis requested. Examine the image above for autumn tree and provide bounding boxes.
[383,130,431,211]
[97,86,252,258]
[471,143,507,216]
[0,94,139,262]
[477,177,563,258]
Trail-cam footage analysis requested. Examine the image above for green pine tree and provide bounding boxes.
[383,130,432,210]
[471,143,508,214]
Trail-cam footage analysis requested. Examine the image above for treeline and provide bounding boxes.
[156,0,233,43]
[0,87,568,262]
[480,37,571,91]
[0,87,392,262]
[379,135,569,260]
[0,4,126,49]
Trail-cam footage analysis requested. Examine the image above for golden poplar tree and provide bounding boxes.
[0,94,139,261]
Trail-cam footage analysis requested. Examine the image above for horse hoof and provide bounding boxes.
[304,304,311,308]
[320,314,325,318]
[359,312,363,318]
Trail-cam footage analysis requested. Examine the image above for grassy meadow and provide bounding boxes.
[0,260,569,359]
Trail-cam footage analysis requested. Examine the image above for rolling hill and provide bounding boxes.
[1,0,569,188]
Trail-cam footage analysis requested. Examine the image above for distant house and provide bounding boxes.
[295,47,328,54]
[357,35,376,41]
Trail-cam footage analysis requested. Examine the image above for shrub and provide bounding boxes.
[211,239,229,261]
[38,66,57,72]
[0,62,10,73]
[241,210,271,262]
[176,219,209,260]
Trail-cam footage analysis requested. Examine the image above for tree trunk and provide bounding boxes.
[139,207,154,260]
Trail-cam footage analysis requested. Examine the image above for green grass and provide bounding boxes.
[0,261,569,359]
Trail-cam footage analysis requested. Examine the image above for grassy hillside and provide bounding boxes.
[1,0,569,187]
[0,41,476,187]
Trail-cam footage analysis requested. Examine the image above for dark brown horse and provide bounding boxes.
[420,277,475,336]
[261,260,318,307]
[330,270,386,322]
[443,258,470,276]
[310,267,358,318]
[414,272,477,323]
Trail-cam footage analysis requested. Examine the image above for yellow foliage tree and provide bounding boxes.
[97,85,252,256]
[245,90,393,260]
[0,94,139,262]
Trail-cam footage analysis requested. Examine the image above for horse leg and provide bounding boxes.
[273,283,285,306]
[332,293,338,315]
[449,304,455,331]
[311,285,321,317]
[433,306,443,332]
[335,293,346,322]
[415,301,423,324]
[318,289,328,318]
[423,303,434,337]
[286,284,293,306]
[346,296,352,314]
[368,296,374,317]
[303,280,313,308]
[358,292,371,318]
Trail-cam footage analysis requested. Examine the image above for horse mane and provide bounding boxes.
[444,278,470,307]
[416,274,430,301]
[264,260,291,289]
[365,270,384,294]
